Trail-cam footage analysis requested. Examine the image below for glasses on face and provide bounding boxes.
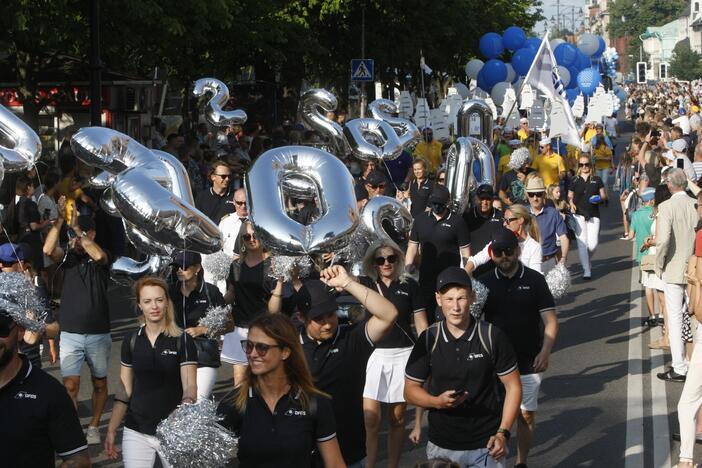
[528,192,545,198]
[504,217,519,223]
[374,254,398,266]
[0,320,16,338]
[234,200,246,206]
[579,162,591,167]
[438,177,446,183]
[493,246,515,257]
[214,173,231,180]
[370,184,386,190]
[240,339,284,356]
[242,233,256,242]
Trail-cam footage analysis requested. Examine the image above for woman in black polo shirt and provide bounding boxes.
[403,158,433,218]
[105,276,197,467]
[217,313,345,468]
[359,241,428,468]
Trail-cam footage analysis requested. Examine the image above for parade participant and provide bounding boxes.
[299,265,398,467]
[105,276,197,467]
[0,309,90,467]
[217,314,345,468]
[402,158,433,218]
[568,157,607,280]
[222,222,273,385]
[358,170,387,209]
[195,160,235,225]
[404,266,521,467]
[169,251,227,400]
[517,118,531,142]
[43,211,111,446]
[525,177,569,269]
[414,128,443,173]
[499,148,534,207]
[359,241,428,468]
[218,188,248,258]
[628,188,659,327]
[354,159,378,202]
[531,137,566,188]
[14,176,49,270]
[405,185,471,319]
[463,185,503,277]
[479,228,558,468]
[591,123,614,189]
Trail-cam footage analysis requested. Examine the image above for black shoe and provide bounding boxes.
[672,432,702,444]
[657,316,665,325]
[643,317,659,327]
[515,464,528,468]
[657,369,686,382]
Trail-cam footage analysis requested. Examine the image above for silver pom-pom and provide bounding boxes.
[268,255,313,282]
[156,399,238,468]
[0,272,48,331]
[546,263,571,300]
[202,251,233,282]
[198,305,232,338]
[470,278,489,318]
[508,147,530,171]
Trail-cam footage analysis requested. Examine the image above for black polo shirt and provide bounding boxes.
[354,178,369,202]
[570,175,604,219]
[409,178,433,217]
[217,387,337,468]
[301,323,374,464]
[170,280,226,329]
[195,186,235,224]
[59,249,112,334]
[121,327,198,435]
[0,355,88,466]
[359,276,425,348]
[227,259,274,328]
[405,320,517,450]
[409,211,471,284]
[478,263,555,374]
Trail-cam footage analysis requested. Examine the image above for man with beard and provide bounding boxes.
[478,227,558,468]
[0,309,90,467]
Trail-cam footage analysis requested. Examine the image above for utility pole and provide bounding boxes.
[557,0,561,34]
[360,5,366,118]
[89,0,102,126]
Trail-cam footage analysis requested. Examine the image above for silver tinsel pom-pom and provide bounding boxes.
[508,147,530,171]
[198,305,232,338]
[268,255,313,282]
[202,252,233,282]
[156,399,238,468]
[546,263,571,300]
[0,272,48,331]
[470,278,489,318]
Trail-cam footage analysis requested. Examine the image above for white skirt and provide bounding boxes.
[363,347,413,403]
[641,270,665,291]
[221,327,249,365]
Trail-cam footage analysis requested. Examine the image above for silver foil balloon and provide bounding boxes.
[368,99,421,150]
[299,88,348,157]
[192,78,247,127]
[467,137,497,189]
[123,220,173,257]
[151,150,195,202]
[359,195,413,246]
[457,99,493,146]
[110,255,171,286]
[0,104,41,173]
[245,146,359,256]
[71,127,152,174]
[280,173,317,201]
[99,187,120,216]
[445,137,476,213]
[90,170,114,189]
[343,118,403,161]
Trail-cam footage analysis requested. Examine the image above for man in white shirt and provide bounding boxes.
[218,188,248,257]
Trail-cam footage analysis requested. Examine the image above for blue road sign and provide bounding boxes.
[351,59,374,82]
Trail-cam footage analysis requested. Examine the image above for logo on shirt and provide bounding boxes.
[161,349,178,356]
[196,299,208,304]
[467,352,485,360]
[284,409,307,417]
[395,290,409,297]
[440,223,452,228]
[517,285,531,291]
[328,348,339,354]
[14,391,37,400]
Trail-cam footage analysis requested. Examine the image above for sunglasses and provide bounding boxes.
[374,254,398,265]
[438,177,446,182]
[0,320,16,338]
[579,162,591,167]
[234,200,246,206]
[214,173,231,179]
[240,339,284,356]
[504,217,519,223]
[242,233,256,242]
[528,192,545,198]
[493,246,515,257]
[370,184,386,189]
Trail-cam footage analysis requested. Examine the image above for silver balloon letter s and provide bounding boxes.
[192,78,247,127]
[300,89,348,157]
[368,99,421,150]
[0,104,41,173]
[445,138,475,213]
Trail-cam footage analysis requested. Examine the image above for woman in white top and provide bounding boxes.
[466,203,543,274]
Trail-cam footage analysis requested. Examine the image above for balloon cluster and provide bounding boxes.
[602,47,619,78]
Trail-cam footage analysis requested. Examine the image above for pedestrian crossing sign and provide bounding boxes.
[351,59,374,82]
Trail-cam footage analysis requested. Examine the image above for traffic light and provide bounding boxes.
[636,62,647,84]
[659,63,668,80]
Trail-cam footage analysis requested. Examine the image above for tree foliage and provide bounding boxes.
[670,43,702,81]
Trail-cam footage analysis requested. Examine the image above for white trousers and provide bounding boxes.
[122,427,172,468]
[664,282,689,375]
[574,214,600,276]
[427,441,504,468]
[196,366,218,401]
[678,334,702,461]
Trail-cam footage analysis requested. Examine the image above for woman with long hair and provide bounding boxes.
[359,241,428,468]
[217,314,345,467]
[104,277,197,467]
[401,158,434,217]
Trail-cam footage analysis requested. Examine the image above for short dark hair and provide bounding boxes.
[166,133,181,143]
[15,176,32,195]
[209,160,230,176]
[43,171,60,191]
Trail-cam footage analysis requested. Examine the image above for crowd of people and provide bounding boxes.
[4,78,702,467]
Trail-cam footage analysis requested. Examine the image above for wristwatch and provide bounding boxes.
[496,428,511,440]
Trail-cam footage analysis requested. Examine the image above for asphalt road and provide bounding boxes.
[44,118,700,467]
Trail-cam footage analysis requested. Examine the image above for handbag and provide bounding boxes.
[194,337,221,368]
[640,254,656,272]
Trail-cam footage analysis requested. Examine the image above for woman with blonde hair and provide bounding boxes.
[105,276,198,467]
[217,313,345,467]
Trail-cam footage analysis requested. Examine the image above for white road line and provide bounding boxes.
[651,346,672,468]
[625,243,644,467]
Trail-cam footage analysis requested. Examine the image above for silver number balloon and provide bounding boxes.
[0,104,41,173]
[359,195,413,246]
[192,78,247,127]
[457,99,493,146]
[467,137,497,189]
[368,99,421,150]
[445,137,476,213]
[343,118,403,161]
[71,127,152,174]
[245,146,358,256]
[299,89,348,157]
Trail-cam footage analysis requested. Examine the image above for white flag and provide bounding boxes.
[523,32,580,146]
[420,57,433,75]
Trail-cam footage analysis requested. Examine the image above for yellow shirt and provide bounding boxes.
[498,154,511,177]
[518,128,529,142]
[593,144,613,170]
[413,140,443,173]
[565,144,579,172]
[532,152,566,187]
[583,127,597,144]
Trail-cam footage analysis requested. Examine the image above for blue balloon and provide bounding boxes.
[565,88,579,103]
[503,26,527,51]
[477,67,489,91]
[566,66,579,89]
[482,59,508,88]
[480,32,505,59]
[512,47,536,76]
[554,43,578,67]
[593,36,606,59]
[577,67,601,95]
[525,37,542,51]
[576,50,591,71]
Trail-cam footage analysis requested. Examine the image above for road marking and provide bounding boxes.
[651,346,672,468]
[625,242,644,467]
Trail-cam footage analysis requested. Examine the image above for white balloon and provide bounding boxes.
[453,82,470,99]
[577,33,599,56]
[556,66,571,87]
[505,63,516,84]
[550,38,565,50]
[465,59,484,80]
[490,82,511,107]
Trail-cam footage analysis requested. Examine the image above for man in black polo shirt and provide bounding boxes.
[195,160,235,224]
[0,310,90,467]
[298,265,398,467]
[404,267,521,467]
[356,169,387,209]
[478,227,558,468]
[406,185,471,319]
[463,184,503,276]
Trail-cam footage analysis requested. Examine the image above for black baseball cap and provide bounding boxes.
[77,215,96,232]
[365,170,387,187]
[428,185,450,205]
[476,184,494,199]
[297,280,338,320]
[491,226,519,251]
[171,251,202,268]
[436,266,472,292]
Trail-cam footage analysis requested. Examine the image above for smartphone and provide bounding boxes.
[677,158,685,169]
[450,389,468,399]
[66,227,77,240]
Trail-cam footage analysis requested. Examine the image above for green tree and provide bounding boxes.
[669,43,702,81]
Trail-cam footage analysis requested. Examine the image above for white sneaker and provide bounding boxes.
[86,426,100,445]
